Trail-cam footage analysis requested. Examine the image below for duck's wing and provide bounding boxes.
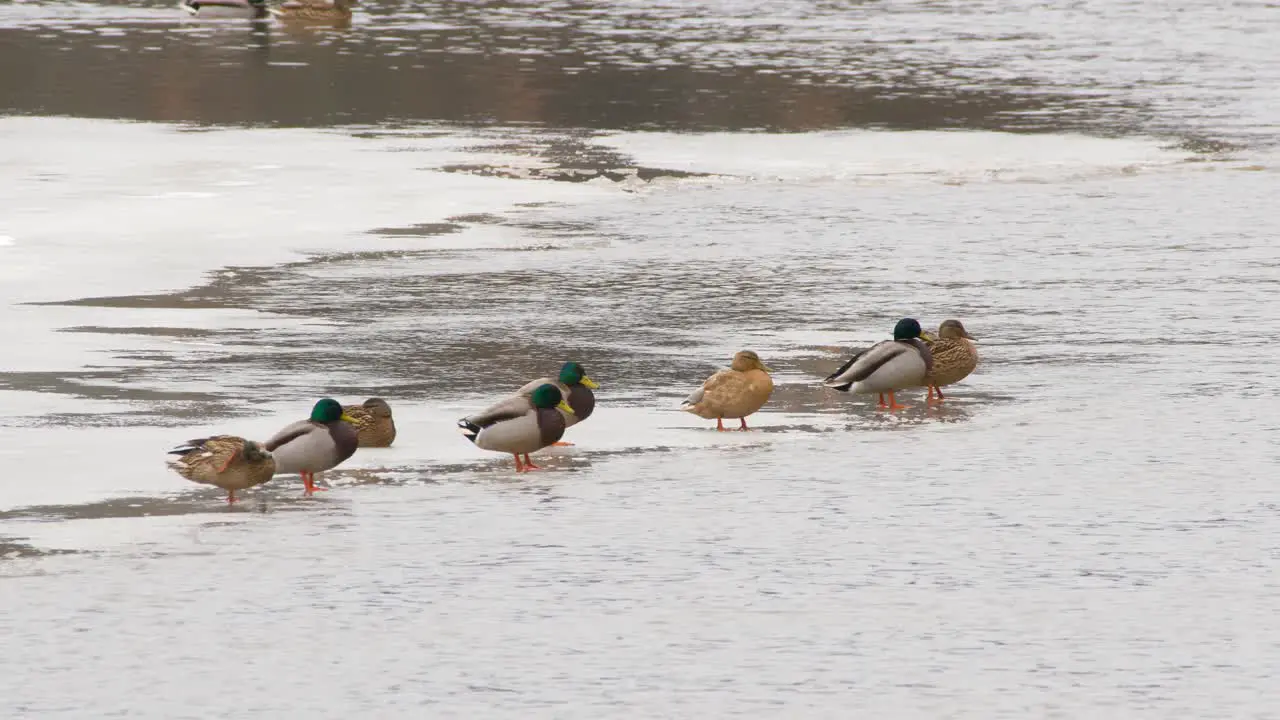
[823,340,906,390]
[471,409,542,453]
[513,376,557,398]
[680,370,720,407]
[166,435,244,479]
[169,437,210,457]
[459,395,532,431]
[704,370,755,407]
[681,368,734,409]
[168,434,240,457]
[263,419,315,451]
[823,346,870,388]
[680,383,706,408]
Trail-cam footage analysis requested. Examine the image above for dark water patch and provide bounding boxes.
[367,221,463,237]
[58,326,219,338]
[441,163,713,185]
[1,409,246,430]
[447,213,507,225]
[0,2,1150,136]
[0,486,356,522]
[30,265,278,310]
[1175,136,1245,156]
[18,203,1088,417]
[820,403,975,430]
[37,292,237,311]
[0,370,225,403]
[0,538,79,559]
[347,128,456,142]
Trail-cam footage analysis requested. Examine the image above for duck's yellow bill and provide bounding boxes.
[581,376,600,389]
[557,400,576,415]
[340,413,359,423]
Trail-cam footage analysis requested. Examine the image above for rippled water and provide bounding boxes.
[3,1,1279,717]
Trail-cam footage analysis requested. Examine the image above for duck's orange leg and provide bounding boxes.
[887,391,908,410]
[934,385,946,401]
[877,393,889,409]
[738,418,750,431]
[302,471,328,495]
[522,453,541,470]
[227,489,237,505]
[716,418,727,431]
[513,453,526,472]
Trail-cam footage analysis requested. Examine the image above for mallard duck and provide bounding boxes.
[513,361,599,446]
[681,350,774,431]
[264,398,359,495]
[271,0,352,22]
[342,397,396,448]
[181,0,271,19]
[458,383,574,472]
[167,435,275,505]
[922,319,978,402]
[824,318,933,410]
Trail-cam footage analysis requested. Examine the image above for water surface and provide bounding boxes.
[2,1,1279,717]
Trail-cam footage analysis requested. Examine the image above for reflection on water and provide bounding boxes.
[0,0,1150,133]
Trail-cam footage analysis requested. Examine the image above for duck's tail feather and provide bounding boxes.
[822,349,865,390]
[167,437,211,455]
[679,386,704,411]
[457,418,480,444]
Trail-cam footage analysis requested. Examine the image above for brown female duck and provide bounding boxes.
[681,350,774,431]
[342,397,396,448]
[272,0,352,23]
[922,319,978,402]
[167,435,275,505]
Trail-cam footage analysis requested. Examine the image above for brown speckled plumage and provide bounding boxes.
[167,435,275,502]
[273,0,352,23]
[343,397,396,448]
[923,319,978,389]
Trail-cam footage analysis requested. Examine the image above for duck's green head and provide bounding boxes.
[531,383,575,415]
[558,361,600,389]
[893,318,925,341]
[311,398,358,424]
